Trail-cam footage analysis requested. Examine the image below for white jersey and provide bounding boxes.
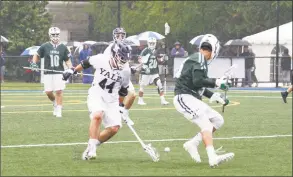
[87,54,130,102]
[103,42,113,56]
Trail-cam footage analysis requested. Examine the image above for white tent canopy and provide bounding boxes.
[241,21,292,83]
[243,21,292,45]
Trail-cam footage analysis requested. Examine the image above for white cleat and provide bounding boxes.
[209,152,234,168]
[161,100,169,105]
[82,146,97,160]
[56,112,62,118]
[183,141,201,163]
[53,106,57,116]
[138,100,147,105]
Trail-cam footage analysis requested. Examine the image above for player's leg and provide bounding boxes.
[53,74,66,117]
[44,74,57,116]
[281,85,292,103]
[96,102,122,146]
[83,93,105,160]
[152,74,169,105]
[123,81,136,109]
[173,94,234,167]
[138,74,147,105]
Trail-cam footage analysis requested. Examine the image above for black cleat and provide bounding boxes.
[281,92,288,103]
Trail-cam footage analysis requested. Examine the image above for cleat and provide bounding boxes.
[138,100,147,105]
[53,105,57,116]
[183,141,201,163]
[161,100,169,105]
[281,92,288,103]
[209,152,234,168]
[82,146,96,160]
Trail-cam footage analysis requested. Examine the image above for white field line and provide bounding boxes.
[1,134,291,149]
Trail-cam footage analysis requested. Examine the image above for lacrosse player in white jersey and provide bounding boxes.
[63,42,131,160]
[104,27,136,120]
[173,34,234,167]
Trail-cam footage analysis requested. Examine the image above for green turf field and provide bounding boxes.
[1,83,292,176]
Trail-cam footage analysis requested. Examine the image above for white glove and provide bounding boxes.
[119,107,134,125]
[251,67,255,72]
[209,92,229,105]
[215,77,231,90]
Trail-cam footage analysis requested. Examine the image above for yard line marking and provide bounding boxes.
[0,101,240,114]
[1,134,291,149]
[1,106,5,108]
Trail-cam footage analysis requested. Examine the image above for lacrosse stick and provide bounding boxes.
[221,64,238,113]
[124,117,160,162]
[22,67,94,76]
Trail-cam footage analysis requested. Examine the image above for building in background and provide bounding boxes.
[46,1,90,42]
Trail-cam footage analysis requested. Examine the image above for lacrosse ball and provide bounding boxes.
[164,147,170,152]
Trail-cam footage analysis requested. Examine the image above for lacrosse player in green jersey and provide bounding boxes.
[32,27,73,118]
[173,34,234,167]
[137,37,169,105]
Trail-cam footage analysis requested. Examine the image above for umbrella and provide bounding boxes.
[64,41,82,47]
[74,41,109,55]
[83,41,97,45]
[0,35,9,43]
[137,31,165,41]
[189,35,204,46]
[224,39,251,46]
[125,35,140,46]
[20,46,40,56]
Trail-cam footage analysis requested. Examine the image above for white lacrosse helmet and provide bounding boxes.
[199,34,220,61]
[147,37,157,50]
[48,27,61,44]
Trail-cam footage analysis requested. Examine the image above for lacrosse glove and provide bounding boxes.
[216,77,232,91]
[62,68,77,81]
[30,63,39,71]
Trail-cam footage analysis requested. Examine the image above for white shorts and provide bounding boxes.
[139,74,160,86]
[173,94,224,131]
[87,89,122,128]
[43,74,66,92]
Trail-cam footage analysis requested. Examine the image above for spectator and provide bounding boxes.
[281,48,291,86]
[249,48,258,87]
[79,44,93,84]
[240,46,254,87]
[170,41,185,58]
[0,48,6,83]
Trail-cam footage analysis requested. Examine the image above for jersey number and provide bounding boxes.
[149,59,157,69]
[99,78,115,93]
[50,55,60,67]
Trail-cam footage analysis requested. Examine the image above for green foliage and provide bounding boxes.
[0,1,52,54]
[85,1,292,51]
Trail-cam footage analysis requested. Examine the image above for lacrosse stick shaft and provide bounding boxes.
[23,67,94,76]
[125,122,147,148]
[164,65,167,94]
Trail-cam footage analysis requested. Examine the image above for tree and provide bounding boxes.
[0,1,52,54]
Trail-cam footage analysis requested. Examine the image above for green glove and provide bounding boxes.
[223,98,229,106]
[216,78,232,91]
[30,63,39,71]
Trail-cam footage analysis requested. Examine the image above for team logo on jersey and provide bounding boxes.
[99,68,122,82]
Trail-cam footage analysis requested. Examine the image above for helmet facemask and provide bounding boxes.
[110,42,130,70]
[147,37,157,50]
[113,28,127,42]
[49,27,61,44]
[199,34,220,65]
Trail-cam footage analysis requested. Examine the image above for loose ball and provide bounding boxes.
[164,147,170,152]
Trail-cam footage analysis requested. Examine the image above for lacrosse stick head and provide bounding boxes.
[224,64,238,79]
[143,143,160,162]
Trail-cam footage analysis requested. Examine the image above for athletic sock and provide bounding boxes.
[52,100,57,107]
[206,145,217,159]
[88,139,99,147]
[160,95,165,101]
[191,132,202,146]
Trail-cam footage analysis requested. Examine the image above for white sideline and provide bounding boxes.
[1,134,291,149]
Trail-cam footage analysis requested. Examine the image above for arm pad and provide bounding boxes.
[203,88,214,98]
[118,86,129,97]
[81,59,91,69]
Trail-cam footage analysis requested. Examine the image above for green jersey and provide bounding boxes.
[140,48,159,75]
[37,42,70,74]
[174,52,216,98]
